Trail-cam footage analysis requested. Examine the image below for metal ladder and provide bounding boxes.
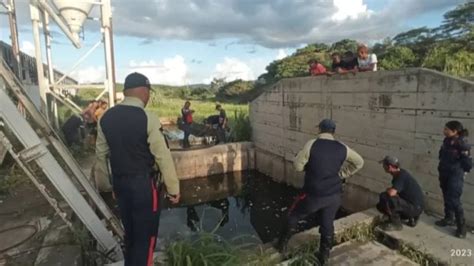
[0,64,123,260]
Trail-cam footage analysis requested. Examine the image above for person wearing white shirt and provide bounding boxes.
[357,44,377,72]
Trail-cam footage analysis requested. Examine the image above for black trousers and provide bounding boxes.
[113,174,162,266]
[182,123,191,148]
[439,173,464,221]
[376,192,422,220]
[284,193,341,239]
[216,126,226,144]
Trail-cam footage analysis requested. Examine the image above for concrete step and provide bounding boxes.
[329,241,418,266]
[376,214,474,265]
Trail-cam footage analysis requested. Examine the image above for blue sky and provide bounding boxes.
[0,0,465,85]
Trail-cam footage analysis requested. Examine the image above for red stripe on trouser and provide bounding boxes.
[151,180,158,212]
[147,236,156,266]
[289,193,307,214]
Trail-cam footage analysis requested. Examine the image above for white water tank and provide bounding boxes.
[53,0,93,37]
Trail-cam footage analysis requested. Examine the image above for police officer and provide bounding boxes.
[96,72,181,265]
[435,121,472,239]
[376,156,424,231]
[276,119,364,265]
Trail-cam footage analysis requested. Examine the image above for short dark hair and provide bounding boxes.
[216,104,222,110]
[331,52,341,57]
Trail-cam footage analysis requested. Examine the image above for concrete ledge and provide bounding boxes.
[376,214,474,265]
[171,142,255,180]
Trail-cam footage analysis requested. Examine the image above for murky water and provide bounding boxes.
[157,171,347,245]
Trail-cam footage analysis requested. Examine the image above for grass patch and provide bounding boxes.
[399,244,439,266]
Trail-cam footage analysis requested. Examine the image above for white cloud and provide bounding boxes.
[331,0,372,21]
[20,41,35,57]
[128,55,188,86]
[5,0,464,48]
[205,57,254,83]
[276,49,288,60]
[71,66,105,84]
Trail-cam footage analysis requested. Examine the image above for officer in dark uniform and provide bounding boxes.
[275,119,364,265]
[96,73,181,265]
[376,156,424,231]
[435,121,472,239]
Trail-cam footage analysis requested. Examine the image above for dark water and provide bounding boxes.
[157,171,347,245]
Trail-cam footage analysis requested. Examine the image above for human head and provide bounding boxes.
[123,72,152,106]
[100,100,108,108]
[331,52,341,63]
[380,156,400,174]
[318,118,336,134]
[308,59,319,65]
[216,104,222,111]
[357,44,369,60]
[444,120,469,138]
[184,101,191,108]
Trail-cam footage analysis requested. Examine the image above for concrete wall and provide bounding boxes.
[250,69,474,224]
[172,142,255,180]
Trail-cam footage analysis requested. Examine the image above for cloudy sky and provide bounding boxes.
[0,0,465,85]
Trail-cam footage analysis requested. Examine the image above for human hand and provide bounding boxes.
[168,194,181,204]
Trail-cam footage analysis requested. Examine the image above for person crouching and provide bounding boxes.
[377,156,424,231]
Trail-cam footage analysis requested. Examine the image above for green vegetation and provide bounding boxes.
[259,2,473,83]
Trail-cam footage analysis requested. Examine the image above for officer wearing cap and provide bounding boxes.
[377,156,424,231]
[96,72,180,266]
[276,118,364,265]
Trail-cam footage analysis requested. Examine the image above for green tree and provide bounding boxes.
[379,46,417,70]
[216,79,255,102]
[330,39,359,53]
[435,2,474,40]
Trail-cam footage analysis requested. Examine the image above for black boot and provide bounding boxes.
[435,217,455,227]
[455,218,467,239]
[275,229,291,254]
[407,214,420,227]
[380,214,403,231]
[316,235,333,266]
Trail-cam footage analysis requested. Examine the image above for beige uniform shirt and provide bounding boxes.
[294,133,364,178]
[95,97,180,195]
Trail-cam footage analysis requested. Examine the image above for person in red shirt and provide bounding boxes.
[181,101,194,148]
[308,59,328,76]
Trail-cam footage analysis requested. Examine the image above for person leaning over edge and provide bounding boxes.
[275,119,364,265]
[376,156,424,231]
[96,72,180,266]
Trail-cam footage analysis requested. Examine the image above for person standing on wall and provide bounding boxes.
[216,104,227,144]
[435,121,472,239]
[181,101,194,149]
[96,72,181,266]
[376,156,424,231]
[275,119,364,265]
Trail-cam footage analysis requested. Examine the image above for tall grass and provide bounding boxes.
[231,110,252,142]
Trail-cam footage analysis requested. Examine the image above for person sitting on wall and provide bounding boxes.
[356,44,377,72]
[308,59,328,76]
[376,156,424,231]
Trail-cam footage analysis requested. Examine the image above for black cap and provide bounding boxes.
[124,72,152,91]
[318,118,336,132]
[379,156,400,167]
